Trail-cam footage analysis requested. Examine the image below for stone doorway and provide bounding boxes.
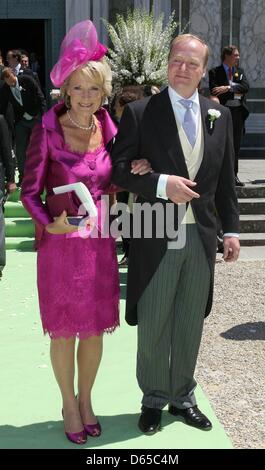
[0,19,46,89]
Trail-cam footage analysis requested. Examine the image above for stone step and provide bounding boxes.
[5,218,35,238]
[238,198,265,215]
[240,214,265,233]
[6,188,46,203]
[240,149,265,158]
[236,184,265,199]
[5,237,35,251]
[239,233,265,246]
[4,202,29,218]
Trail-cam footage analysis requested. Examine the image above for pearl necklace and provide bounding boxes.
[67,110,95,131]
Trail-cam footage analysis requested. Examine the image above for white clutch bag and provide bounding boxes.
[52,182,98,224]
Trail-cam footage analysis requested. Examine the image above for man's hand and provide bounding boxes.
[223,236,240,262]
[212,85,230,96]
[45,210,78,234]
[131,158,154,175]
[6,182,17,193]
[166,175,200,204]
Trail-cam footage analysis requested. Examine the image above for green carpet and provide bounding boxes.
[0,251,232,449]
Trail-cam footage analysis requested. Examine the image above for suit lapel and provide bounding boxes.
[150,89,189,178]
[8,84,22,108]
[194,95,212,182]
[17,76,25,100]
[221,65,229,85]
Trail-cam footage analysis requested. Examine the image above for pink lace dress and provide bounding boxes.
[21,104,120,339]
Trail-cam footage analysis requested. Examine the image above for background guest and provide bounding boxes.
[0,67,46,186]
[0,114,16,279]
[209,45,249,186]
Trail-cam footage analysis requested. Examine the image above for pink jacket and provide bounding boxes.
[21,102,118,230]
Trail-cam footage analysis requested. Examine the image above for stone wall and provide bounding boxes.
[240,0,265,88]
[189,0,222,74]
[65,0,91,31]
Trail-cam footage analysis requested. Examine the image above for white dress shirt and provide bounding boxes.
[13,63,21,76]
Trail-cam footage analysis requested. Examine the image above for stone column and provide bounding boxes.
[240,0,265,87]
[92,0,109,45]
[65,0,91,31]
[134,0,150,10]
[189,0,222,79]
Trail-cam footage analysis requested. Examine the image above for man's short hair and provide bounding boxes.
[168,34,210,66]
[2,67,15,80]
[221,45,238,62]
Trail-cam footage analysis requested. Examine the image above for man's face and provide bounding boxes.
[226,49,240,67]
[21,55,29,69]
[6,52,18,68]
[168,39,206,98]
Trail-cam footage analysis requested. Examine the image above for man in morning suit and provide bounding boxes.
[111,34,240,434]
[0,67,46,186]
[209,45,249,186]
[0,114,16,278]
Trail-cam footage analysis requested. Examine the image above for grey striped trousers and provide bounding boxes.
[137,224,211,409]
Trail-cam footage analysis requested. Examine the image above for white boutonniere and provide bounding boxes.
[19,86,25,92]
[208,109,221,130]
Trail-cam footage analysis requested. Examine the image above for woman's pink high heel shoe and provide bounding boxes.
[84,421,101,437]
[75,395,101,437]
[62,410,87,444]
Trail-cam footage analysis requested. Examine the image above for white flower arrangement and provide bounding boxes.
[208,109,221,129]
[103,8,178,90]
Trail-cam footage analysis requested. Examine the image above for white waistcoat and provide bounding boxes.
[177,115,204,224]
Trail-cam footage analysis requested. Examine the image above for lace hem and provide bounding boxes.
[43,320,120,340]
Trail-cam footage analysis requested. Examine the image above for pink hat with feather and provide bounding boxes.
[50,20,108,87]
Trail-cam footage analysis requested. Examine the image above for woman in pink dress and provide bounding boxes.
[21,20,151,445]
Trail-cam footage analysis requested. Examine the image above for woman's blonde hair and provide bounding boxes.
[61,57,112,108]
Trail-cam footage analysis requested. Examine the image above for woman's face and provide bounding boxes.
[67,68,103,116]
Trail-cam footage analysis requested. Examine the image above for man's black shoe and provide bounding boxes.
[168,405,212,430]
[138,406,162,434]
[235,176,245,187]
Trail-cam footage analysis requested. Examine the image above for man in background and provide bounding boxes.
[0,67,46,186]
[209,45,249,186]
[0,114,16,279]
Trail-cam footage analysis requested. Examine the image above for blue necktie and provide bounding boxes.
[179,99,197,147]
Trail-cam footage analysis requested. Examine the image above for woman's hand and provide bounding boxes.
[131,158,153,175]
[45,210,78,234]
